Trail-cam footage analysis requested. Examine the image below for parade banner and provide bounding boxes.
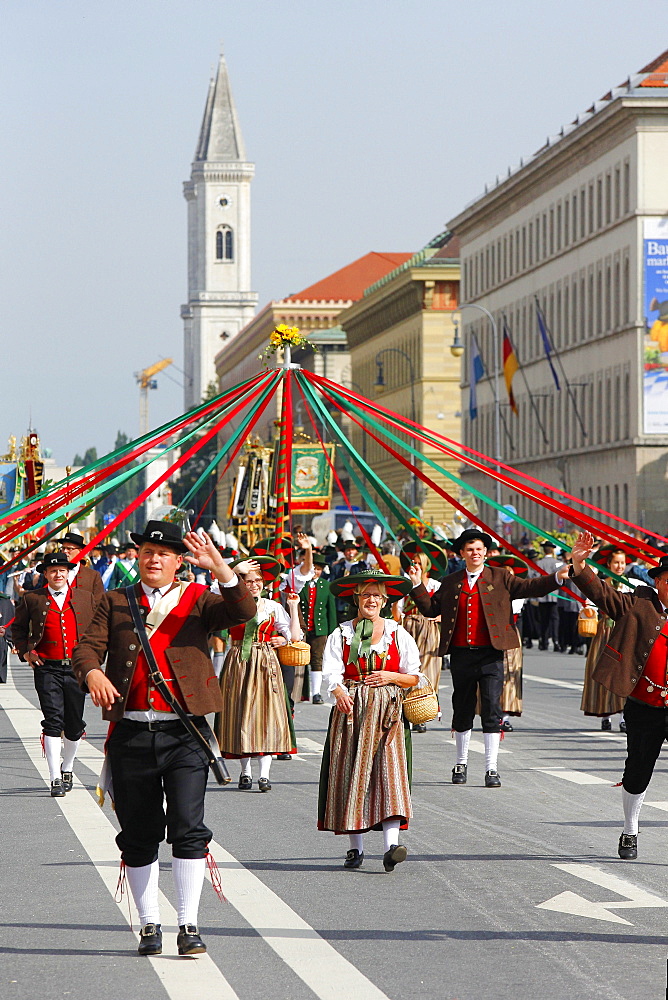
[0,464,19,516]
[643,218,668,434]
[289,443,334,512]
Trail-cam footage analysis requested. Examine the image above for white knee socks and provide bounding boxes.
[240,757,252,777]
[212,652,225,678]
[126,860,160,925]
[172,857,206,927]
[310,670,323,697]
[484,732,500,772]
[622,788,646,835]
[455,730,471,765]
[348,833,364,853]
[259,754,272,780]
[44,735,62,780]
[61,737,80,773]
[382,819,400,852]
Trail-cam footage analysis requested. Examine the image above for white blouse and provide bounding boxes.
[254,597,303,642]
[397,575,440,616]
[322,618,425,694]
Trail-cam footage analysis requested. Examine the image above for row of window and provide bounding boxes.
[465,364,632,460]
[462,158,632,297]
[463,248,631,374]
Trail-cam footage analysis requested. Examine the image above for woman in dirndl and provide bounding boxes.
[580,547,629,731]
[398,543,444,733]
[318,571,425,873]
[215,557,302,791]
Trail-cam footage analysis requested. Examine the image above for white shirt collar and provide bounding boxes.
[141,581,173,604]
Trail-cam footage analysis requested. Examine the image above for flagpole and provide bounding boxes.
[451,302,503,534]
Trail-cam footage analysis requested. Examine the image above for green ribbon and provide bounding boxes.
[348,617,374,668]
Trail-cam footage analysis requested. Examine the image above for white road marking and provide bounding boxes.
[4,666,392,1000]
[523,672,583,691]
[530,767,611,785]
[1,674,239,1000]
[537,863,668,925]
[644,801,668,813]
[579,731,627,744]
[297,737,325,752]
[445,737,511,755]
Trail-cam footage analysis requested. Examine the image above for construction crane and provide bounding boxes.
[135,358,173,435]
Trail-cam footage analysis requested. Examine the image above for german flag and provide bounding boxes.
[502,320,519,415]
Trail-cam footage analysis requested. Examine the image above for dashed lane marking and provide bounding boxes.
[579,730,627,743]
[523,672,583,691]
[445,737,511,755]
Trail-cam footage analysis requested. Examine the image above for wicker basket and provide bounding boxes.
[277,641,311,667]
[403,682,439,725]
[577,605,599,637]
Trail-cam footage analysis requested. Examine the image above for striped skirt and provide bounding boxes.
[581,620,625,717]
[403,614,441,691]
[215,642,295,757]
[318,682,412,834]
[502,646,523,716]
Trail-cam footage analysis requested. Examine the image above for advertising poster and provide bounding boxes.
[643,218,668,434]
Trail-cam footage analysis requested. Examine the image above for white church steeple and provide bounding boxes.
[182,51,258,410]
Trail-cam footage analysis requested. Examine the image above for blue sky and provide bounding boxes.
[0,0,662,462]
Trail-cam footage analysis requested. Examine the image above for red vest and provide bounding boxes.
[125,584,205,713]
[229,616,275,643]
[342,628,401,680]
[629,620,668,707]
[451,577,491,647]
[306,583,318,631]
[36,592,78,659]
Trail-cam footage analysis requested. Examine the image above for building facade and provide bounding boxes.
[339,235,461,527]
[181,53,258,410]
[447,51,668,535]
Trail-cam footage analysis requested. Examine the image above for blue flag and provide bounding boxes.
[535,298,561,390]
[469,333,485,420]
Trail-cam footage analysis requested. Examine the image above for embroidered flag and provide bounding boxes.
[469,334,485,421]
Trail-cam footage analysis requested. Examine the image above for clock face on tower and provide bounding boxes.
[219,196,232,208]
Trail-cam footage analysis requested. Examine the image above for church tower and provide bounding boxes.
[182,52,258,410]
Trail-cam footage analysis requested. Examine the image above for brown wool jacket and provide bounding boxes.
[71,580,256,721]
[13,587,97,661]
[411,564,561,655]
[72,564,105,605]
[571,564,666,697]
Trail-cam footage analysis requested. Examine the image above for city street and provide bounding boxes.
[1,648,667,1000]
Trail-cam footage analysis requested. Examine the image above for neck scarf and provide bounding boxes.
[348,617,375,666]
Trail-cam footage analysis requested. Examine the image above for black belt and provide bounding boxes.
[41,658,72,666]
[119,717,199,733]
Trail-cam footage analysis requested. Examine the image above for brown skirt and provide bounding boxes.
[215,642,294,757]
[319,682,412,834]
[502,646,523,716]
[580,620,625,717]
[403,614,441,691]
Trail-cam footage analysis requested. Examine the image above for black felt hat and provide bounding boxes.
[648,556,668,580]
[37,551,75,574]
[130,520,188,554]
[453,529,493,553]
[58,532,85,549]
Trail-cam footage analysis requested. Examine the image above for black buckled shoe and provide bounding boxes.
[50,778,66,797]
[60,770,73,792]
[412,723,427,733]
[275,753,292,761]
[485,769,502,787]
[312,694,324,705]
[138,923,162,956]
[500,720,514,732]
[383,845,407,873]
[258,777,271,792]
[343,849,364,869]
[177,924,206,956]
[452,764,467,784]
[618,833,638,860]
[238,774,252,790]
[601,718,612,731]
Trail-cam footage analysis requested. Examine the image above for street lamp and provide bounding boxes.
[374,348,418,510]
[451,303,503,533]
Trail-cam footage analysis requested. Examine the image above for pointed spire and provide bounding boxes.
[194,49,246,162]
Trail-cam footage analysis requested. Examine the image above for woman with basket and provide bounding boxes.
[215,557,303,791]
[580,547,630,731]
[318,571,430,872]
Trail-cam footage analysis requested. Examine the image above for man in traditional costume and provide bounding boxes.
[569,532,668,860]
[14,551,97,796]
[72,520,255,957]
[299,553,337,704]
[319,571,423,872]
[58,531,105,604]
[105,540,140,590]
[329,540,369,621]
[408,529,569,787]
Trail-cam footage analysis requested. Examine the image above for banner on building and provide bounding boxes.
[643,218,668,433]
[0,464,19,517]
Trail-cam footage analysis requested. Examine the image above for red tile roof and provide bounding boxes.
[430,235,460,259]
[639,49,668,87]
[284,252,413,303]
